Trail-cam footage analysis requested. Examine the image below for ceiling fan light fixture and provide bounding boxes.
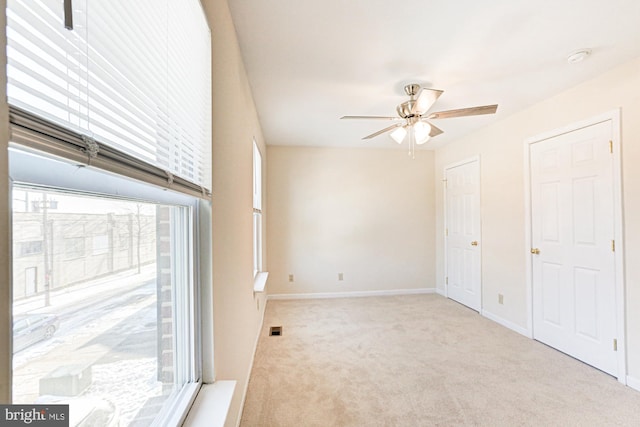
[342,83,498,156]
[415,134,431,145]
[390,126,407,144]
[413,121,431,145]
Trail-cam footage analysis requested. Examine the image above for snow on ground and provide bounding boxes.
[85,358,164,426]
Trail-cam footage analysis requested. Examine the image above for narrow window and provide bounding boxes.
[253,139,263,277]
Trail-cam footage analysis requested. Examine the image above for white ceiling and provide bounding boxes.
[228,0,640,150]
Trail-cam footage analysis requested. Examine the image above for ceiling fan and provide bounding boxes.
[341,83,498,156]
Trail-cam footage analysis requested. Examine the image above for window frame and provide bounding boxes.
[9,148,209,425]
[252,139,263,278]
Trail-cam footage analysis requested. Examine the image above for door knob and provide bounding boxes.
[530,248,540,254]
[470,241,478,246]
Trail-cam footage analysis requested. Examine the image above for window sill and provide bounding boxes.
[182,381,236,427]
[253,271,269,293]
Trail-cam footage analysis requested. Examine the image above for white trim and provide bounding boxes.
[523,132,534,337]
[609,109,626,383]
[524,110,619,145]
[268,288,436,300]
[198,201,214,383]
[523,109,626,382]
[626,376,640,392]
[253,271,269,293]
[442,155,482,310]
[183,381,237,427]
[443,156,480,171]
[235,296,267,427]
[481,309,531,338]
[435,287,446,297]
[164,382,203,427]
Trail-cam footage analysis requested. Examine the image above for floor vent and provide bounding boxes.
[269,326,282,336]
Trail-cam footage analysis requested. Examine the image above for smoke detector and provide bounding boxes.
[567,49,592,64]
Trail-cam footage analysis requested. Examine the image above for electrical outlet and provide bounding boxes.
[338,273,344,281]
[498,294,504,305]
[288,274,294,282]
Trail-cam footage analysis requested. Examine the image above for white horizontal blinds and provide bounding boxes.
[86,0,169,167]
[168,0,212,187]
[7,0,89,132]
[6,0,212,192]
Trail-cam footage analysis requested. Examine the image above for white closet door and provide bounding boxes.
[530,120,617,376]
[445,159,481,312]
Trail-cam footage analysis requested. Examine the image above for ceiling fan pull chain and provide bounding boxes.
[409,128,415,159]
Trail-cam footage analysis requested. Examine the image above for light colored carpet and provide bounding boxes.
[240,294,640,426]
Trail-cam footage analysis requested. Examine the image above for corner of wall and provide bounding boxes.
[201,0,269,424]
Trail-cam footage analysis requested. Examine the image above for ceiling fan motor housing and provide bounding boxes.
[397,83,421,118]
[404,83,420,97]
[397,100,417,119]
[340,82,497,142]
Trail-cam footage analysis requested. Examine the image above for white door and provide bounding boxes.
[530,120,617,376]
[25,267,37,296]
[445,159,481,312]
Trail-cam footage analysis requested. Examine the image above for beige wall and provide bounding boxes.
[0,0,11,403]
[267,146,435,295]
[434,56,640,381]
[201,0,268,425]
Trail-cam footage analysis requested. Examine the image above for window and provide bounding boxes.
[64,237,85,259]
[6,0,211,425]
[253,139,263,277]
[12,179,198,426]
[16,240,43,257]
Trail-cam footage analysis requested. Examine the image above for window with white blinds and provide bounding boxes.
[6,0,212,194]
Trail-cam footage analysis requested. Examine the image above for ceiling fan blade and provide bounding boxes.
[427,104,498,119]
[340,115,399,120]
[362,123,402,140]
[412,88,444,115]
[427,122,444,137]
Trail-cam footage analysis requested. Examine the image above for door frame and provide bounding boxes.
[523,109,625,382]
[443,155,482,310]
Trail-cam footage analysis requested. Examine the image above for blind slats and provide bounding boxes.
[7,0,212,192]
[9,106,210,199]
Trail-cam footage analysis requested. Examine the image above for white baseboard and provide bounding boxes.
[435,287,446,297]
[268,288,436,300]
[481,309,531,338]
[627,375,640,392]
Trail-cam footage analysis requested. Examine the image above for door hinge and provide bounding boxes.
[611,240,615,252]
[613,338,618,351]
[445,277,448,285]
[609,140,613,154]
[445,228,448,236]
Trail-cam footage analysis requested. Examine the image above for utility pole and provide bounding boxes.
[42,192,51,307]
[39,193,57,307]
